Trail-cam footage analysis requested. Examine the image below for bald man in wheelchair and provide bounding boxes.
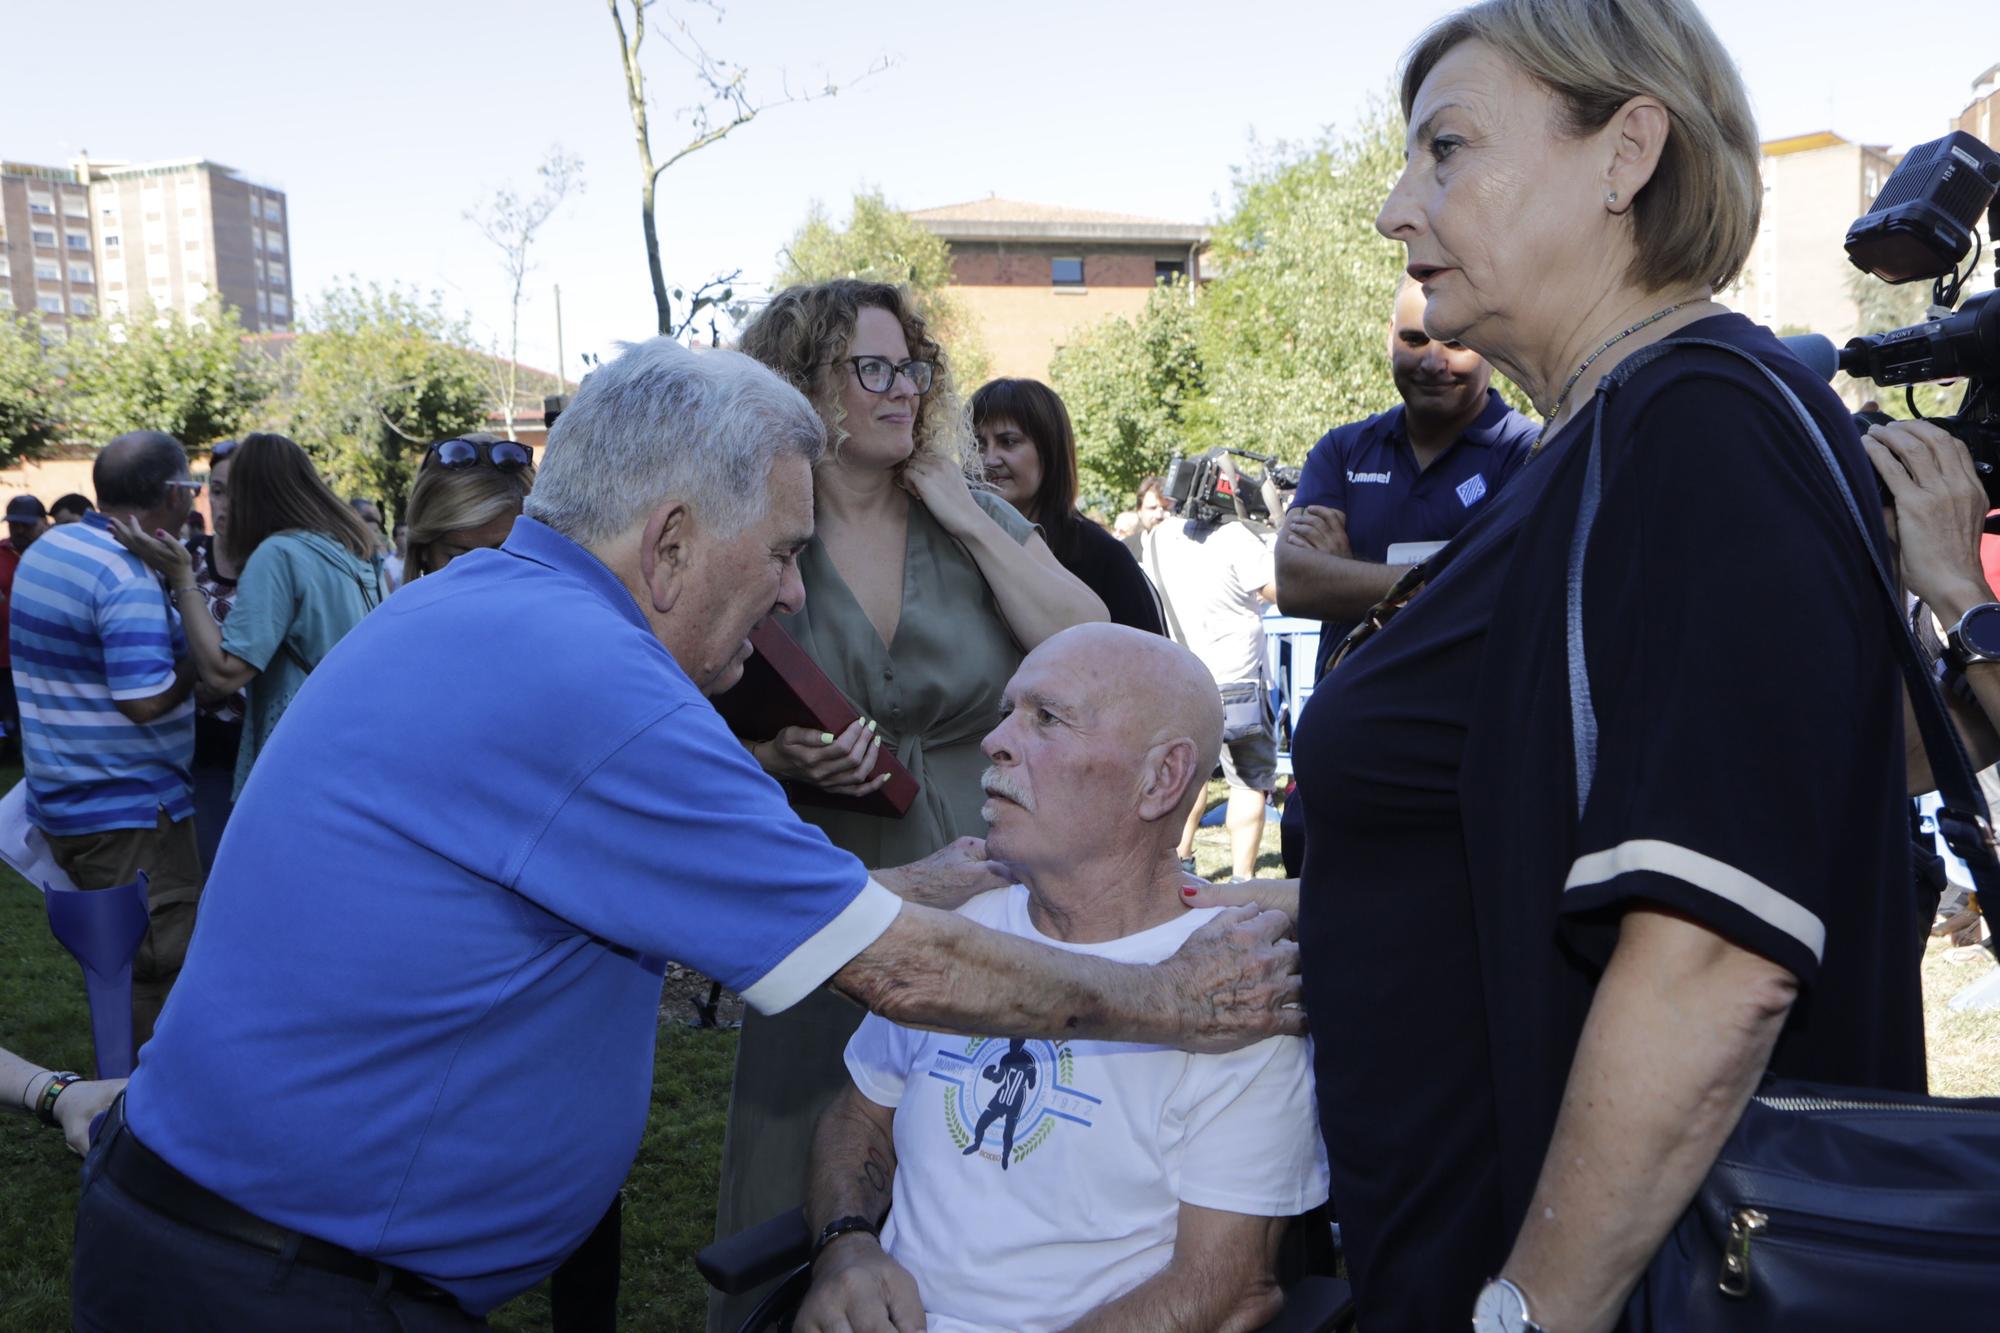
[797,625,1328,1333]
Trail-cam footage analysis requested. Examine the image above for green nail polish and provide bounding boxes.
[867,719,879,733]
[818,732,835,745]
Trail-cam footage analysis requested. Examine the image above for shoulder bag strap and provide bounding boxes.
[1566,337,2000,929]
[1143,527,1192,649]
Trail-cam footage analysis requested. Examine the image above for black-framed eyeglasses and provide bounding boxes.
[831,356,934,395]
[424,438,535,472]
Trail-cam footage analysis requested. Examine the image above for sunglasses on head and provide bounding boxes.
[425,438,534,472]
[209,439,239,462]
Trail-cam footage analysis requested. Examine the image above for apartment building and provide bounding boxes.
[909,197,1208,380]
[82,155,293,333]
[0,153,292,337]
[0,162,100,336]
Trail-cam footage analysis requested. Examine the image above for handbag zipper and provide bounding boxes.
[1753,1093,1987,1114]
[1718,1203,2000,1298]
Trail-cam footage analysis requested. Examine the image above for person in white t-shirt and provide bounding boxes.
[1140,495,1280,881]
[796,623,1327,1333]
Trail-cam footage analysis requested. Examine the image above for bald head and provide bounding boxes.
[94,431,190,512]
[1046,622,1222,793]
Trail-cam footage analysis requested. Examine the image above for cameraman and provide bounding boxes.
[1139,457,1280,880]
[1864,418,2000,790]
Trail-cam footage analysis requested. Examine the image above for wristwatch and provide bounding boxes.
[811,1214,878,1261]
[1472,1277,1547,1333]
[1946,602,2000,671]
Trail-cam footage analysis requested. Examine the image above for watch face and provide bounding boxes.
[1962,605,2000,658]
[1473,1280,1529,1333]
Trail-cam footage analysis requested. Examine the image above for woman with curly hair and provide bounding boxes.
[710,280,1107,1326]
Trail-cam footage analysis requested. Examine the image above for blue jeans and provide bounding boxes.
[72,1116,488,1332]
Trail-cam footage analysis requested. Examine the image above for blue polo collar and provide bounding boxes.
[1386,388,1518,452]
[82,510,115,533]
[502,517,651,634]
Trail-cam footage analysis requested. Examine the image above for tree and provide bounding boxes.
[277,280,488,511]
[0,316,65,464]
[63,300,268,449]
[467,147,583,439]
[774,189,989,387]
[606,0,888,337]
[1198,107,1412,462]
[1050,280,1214,509]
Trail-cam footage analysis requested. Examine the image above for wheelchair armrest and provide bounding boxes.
[1252,1275,1356,1333]
[696,1207,813,1296]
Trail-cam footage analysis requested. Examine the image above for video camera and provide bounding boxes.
[1790,131,2000,505]
[1161,448,1302,526]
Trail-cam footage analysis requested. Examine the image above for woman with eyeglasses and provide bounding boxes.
[113,432,383,799]
[972,377,1164,635]
[400,434,536,586]
[710,280,1108,1327]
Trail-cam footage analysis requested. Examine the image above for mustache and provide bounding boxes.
[980,767,1034,811]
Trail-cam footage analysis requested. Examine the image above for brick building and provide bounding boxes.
[0,162,99,336]
[908,197,1208,381]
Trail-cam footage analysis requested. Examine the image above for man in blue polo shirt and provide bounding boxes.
[10,432,201,1055]
[72,339,1302,1331]
[1277,278,1538,675]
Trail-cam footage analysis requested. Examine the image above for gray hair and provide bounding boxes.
[524,337,827,547]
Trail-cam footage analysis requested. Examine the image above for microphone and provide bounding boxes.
[1779,332,1839,382]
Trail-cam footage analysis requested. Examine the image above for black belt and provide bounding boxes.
[99,1099,459,1306]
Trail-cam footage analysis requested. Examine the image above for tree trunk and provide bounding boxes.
[610,0,672,335]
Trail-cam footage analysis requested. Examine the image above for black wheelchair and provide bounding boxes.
[697,1203,1356,1332]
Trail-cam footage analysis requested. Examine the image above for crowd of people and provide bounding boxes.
[4,2,1996,1331]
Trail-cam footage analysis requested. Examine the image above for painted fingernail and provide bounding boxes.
[1182,886,1199,897]
[867,719,879,733]
[818,732,835,745]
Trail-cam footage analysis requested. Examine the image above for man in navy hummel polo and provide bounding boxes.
[1277,278,1539,675]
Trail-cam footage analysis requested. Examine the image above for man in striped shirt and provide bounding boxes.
[10,432,202,1055]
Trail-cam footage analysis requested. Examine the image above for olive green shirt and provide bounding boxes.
[776,490,1034,867]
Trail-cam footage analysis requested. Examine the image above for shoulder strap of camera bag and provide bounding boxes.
[1566,337,2000,957]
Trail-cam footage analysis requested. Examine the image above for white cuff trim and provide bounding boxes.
[740,878,903,1016]
[1565,838,1826,962]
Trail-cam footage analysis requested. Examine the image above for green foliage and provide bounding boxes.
[1199,109,1412,462]
[1049,103,1498,508]
[0,316,65,464]
[63,300,268,449]
[772,189,990,389]
[1843,269,1961,418]
[1050,280,1215,509]
[277,280,489,511]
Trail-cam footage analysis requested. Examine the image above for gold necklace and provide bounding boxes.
[1532,302,1691,454]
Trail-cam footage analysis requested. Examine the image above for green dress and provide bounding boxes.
[708,490,1034,1331]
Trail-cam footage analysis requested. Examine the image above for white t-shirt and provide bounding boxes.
[844,886,1329,1333]
[1141,518,1276,686]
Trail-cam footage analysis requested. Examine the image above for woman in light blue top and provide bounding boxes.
[114,432,382,798]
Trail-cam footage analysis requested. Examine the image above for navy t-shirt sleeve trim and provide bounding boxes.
[1554,357,1899,989]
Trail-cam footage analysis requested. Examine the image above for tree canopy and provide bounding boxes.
[62,301,269,450]
[0,317,66,465]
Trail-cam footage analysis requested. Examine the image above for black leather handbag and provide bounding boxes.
[1565,338,2000,1332]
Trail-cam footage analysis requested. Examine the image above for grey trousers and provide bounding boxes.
[706,987,868,1333]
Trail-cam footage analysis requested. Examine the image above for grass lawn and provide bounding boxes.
[3,785,1994,1331]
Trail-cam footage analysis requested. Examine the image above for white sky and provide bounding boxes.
[6,1,1997,379]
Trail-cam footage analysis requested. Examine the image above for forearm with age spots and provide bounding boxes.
[1060,1205,1287,1333]
[832,903,1172,1043]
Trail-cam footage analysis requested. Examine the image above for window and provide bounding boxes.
[28,197,54,216]
[0,290,11,311]
[150,271,169,286]
[145,211,162,222]
[181,206,197,217]
[270,293,289,318]
[65,232,90,252]
[263,198,283,222]
[1050,257,1085,287]
[31,228,56,248]
[184,237,202,250]
[63,194,88,217]
[35,260,60,282]
[103,234,121,250]
[70,295,95,317]
[69,263,94,285]
[38,294,63,315]
[267,261,286,284]
[0,257,9,279]
[264,231,284,256]
[256,289,269,314]
[252,229,264,251]
[1155,259,1187,284]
